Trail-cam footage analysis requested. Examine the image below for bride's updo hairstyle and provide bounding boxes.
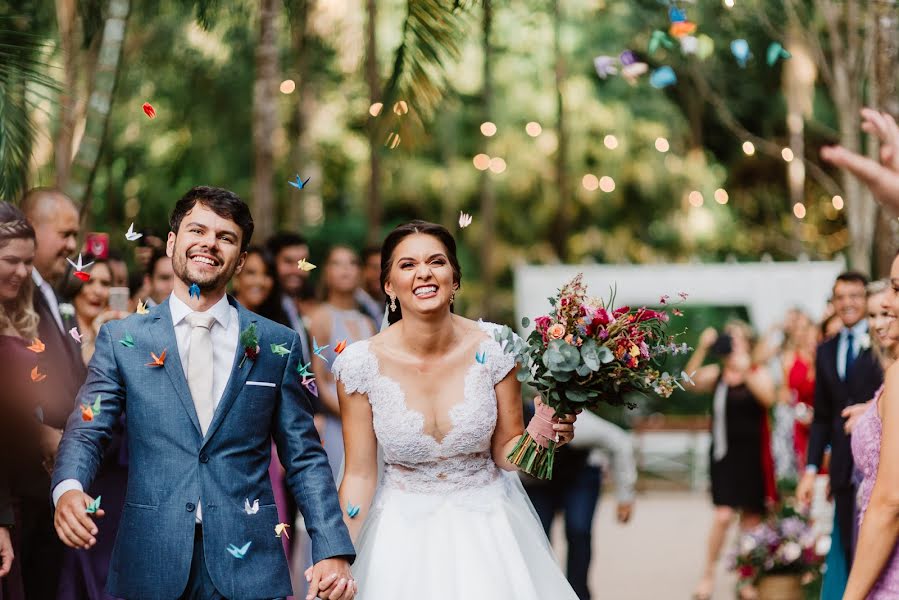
[380,220,462,325]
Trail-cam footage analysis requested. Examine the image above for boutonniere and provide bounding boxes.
[859,333,872,351]
[59,303,75,318]
[239,324,260,368]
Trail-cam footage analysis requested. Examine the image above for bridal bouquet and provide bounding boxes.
[494,274,691,479]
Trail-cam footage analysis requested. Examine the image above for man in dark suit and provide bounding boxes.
[797,271,883,568]
[18,187,85,597]
[53,187,355,600]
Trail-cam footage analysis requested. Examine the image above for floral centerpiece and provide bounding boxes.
[730,507,828,594]
[494,274,692,479]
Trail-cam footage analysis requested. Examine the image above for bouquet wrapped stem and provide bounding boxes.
[509,402,559,479]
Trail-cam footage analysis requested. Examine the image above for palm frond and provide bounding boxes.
[0,24,58,201]
[376,0,477,148]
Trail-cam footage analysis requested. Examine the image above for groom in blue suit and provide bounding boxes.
[52,187,356,600]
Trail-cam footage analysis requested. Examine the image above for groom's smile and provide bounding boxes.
[167,203,246,295]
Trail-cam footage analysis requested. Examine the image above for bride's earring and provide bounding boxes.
[389,295,397,312]
[450,289,456,305]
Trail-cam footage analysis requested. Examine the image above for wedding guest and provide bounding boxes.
[355,245,385,326]
[266,232,313,362]
[686,322,776,600]
[232,245,297,561]
[0,202,43,600]
[308,245,377,475]
[796,271,882,582]
[781,312,817,472]
[143,248,175,307]
[524,407,636,600]
[843,254,899,599]
[19,188,84,598]
[64,259,127,363]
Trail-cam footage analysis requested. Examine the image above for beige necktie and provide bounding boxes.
[185,311,216,434]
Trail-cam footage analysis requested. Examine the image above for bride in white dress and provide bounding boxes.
[324,220,579,600]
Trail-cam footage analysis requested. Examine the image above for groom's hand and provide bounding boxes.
[54,490,105,550]
[305,557,355,600]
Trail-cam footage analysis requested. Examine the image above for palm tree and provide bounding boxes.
[0,21,56,200]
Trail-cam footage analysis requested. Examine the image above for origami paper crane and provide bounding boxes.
[274,523,290,539]
[226,542,251,559]
[81,395,101,422]
[136,299,149,314]
[119,333,135,348]
[475,351,487,364]
[125,223,143,242]
[244,498,259,515]
[31,366,47,383]
[27,338,45,353]
[69,327,83,343]
[189,283,201,300]
[146,350,166,367]
[346,503,360,518]
[459,212,473,228]
[142,102,156,119]
[296,258,316,272]
[334,339,348,355]
[85,496,102,514]
[270,343,290,357]
[288,174,311,190]
[67,254,94,282]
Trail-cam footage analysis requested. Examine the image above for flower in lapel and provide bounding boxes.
[59,303,75,318]
[859,333,872,351]
[239,323,260,368]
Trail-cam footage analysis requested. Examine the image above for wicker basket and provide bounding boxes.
[757,574,803,600]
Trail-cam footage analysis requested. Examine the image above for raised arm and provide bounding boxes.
[844,364,899,599]
[336,381,379,543]
[684,328,721,394]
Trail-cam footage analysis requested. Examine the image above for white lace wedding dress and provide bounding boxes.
[331,321,578,599]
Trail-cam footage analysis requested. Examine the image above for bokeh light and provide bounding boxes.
[782,147,794,162]
[473,154,490,170]
[793,202,807,218]
[714,189,729,204]
[369,102,383,117]
[603,135,619,150]
[279,80,296,94]
[742,141,755,156]
[393,101,409,115]
[655,137,669,153]
[688,191,704,207]
[480,121,497,137]
[582,174,599,191]
[599,176,615,192]
[489,157,507,173]
[832,195,844,210]
[526,122,542,137]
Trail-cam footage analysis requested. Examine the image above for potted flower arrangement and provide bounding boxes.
[730,507,828,600]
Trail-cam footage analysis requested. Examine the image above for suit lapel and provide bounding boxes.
[201,300,257,447]
[149,300,203,437]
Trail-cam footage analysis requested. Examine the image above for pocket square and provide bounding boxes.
[245,381,276,388]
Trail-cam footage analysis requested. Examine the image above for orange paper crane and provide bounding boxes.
[27,338,45,353]
[334,339,348,354]
[31,366,47,382]
[145,349,167,367]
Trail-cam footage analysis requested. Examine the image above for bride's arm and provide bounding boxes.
[336,380,378,542]
[491,372,526,471]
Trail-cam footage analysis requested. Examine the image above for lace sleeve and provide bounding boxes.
[331,341,373,395]
[477,321,519,386]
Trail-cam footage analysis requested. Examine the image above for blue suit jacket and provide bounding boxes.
[52,297,354,600]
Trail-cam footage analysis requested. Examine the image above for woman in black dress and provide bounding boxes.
[685,321,776,600]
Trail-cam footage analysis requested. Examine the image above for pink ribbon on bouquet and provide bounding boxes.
[527,402,559,449]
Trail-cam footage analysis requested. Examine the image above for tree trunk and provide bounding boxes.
[286,0,321,230]
[252,0,278,240]
[64,0,130,210]
[479,0,496,319]
[54,0,78,187]
[365,0,381,244]
[549,0,569,262]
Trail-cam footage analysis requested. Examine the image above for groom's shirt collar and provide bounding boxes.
[169,291,233,329]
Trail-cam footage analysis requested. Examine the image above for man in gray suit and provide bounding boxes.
[52,187,356,600]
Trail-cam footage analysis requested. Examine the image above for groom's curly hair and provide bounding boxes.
[380,220,461,325]
[169,186,255,252]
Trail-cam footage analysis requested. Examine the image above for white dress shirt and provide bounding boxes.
[836,320,868,380]
[53,292,240,521]
[32,269,64,333]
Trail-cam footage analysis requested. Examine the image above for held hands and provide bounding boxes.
[532,397,577,446]
[616,502,634,524]
[304,558,356,600]
[796,470,817,508]
[54,490,105,550]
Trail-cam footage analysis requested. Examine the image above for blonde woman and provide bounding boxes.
[0,202,44,600]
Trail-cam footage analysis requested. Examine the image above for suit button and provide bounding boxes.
[186,502,195,512]
[199,453,209,463]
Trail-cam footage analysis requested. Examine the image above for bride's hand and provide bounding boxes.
[534,397,577,446]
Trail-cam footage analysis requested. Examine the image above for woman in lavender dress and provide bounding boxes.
[844,256,899,600]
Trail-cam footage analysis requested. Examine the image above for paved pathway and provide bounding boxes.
[549,491,738,599]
